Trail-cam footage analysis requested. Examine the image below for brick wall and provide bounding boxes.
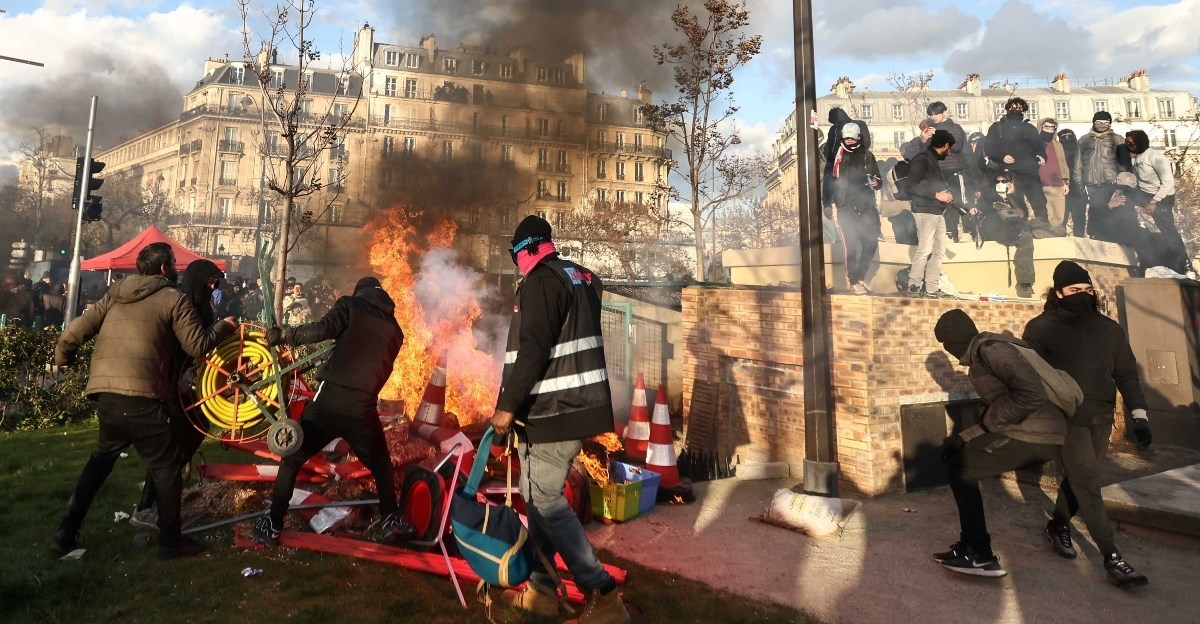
[682,278,1132,496]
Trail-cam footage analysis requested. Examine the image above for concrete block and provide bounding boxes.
[735,461,791,481]
[1102,463,1200,537]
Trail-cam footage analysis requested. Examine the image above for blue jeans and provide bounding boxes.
[517,438,613,592]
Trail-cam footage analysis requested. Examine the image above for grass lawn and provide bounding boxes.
[0,423,817,624]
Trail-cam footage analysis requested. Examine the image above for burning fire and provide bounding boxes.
[366,208,501,425]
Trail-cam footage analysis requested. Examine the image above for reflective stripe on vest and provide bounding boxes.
[504,335,603,365]
[531,367,608,395]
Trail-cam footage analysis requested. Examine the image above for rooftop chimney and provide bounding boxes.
[959,73,982,97]
[420,34,437,64]
[636,82,652,104]
[1051,73,1070,93]
[1129,69,1150,91]
[354,23,374,74]
[509,47,526,76]
[832,76,854,99]
[565,51,584,85]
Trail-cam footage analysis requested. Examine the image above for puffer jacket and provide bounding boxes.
[958,332,1068,445]
[55,274,235,401]
[1078,129,1121,186]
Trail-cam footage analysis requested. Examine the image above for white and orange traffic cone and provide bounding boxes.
[412,349,448,427]
[411,422,473,457]
[623,373,651,463]
[645,384,680,488]
[290,488,357,534]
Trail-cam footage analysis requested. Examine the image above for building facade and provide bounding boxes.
[92,24,669,279]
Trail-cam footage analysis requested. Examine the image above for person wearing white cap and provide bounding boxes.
[822,122,882,294]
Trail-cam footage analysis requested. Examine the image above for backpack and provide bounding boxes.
[886,159,913,200]
[1010,344,1083,417]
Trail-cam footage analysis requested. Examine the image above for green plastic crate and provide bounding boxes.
[589,461,660,522]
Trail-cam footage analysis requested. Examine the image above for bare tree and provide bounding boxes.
[719,194,798,250]
[239,0,364,320]
[642,0,762,281]
[92,170,173,249]
[887,70,935,135]
[14,127,72,230]
[560,198,677,279]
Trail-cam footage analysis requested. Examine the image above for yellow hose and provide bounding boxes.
[194,325,285,432]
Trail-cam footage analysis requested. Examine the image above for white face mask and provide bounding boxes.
[995,182,1009,195]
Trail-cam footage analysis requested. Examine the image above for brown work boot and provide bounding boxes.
[502,581,559,618]
[569,587,630,624]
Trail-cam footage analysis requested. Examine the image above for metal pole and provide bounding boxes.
[64,95,99,327]
[792,0,838,496]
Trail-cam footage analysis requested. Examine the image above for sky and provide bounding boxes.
[1,0,1198,182]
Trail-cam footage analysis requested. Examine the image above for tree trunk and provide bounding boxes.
[273,194,293,322]
[692,194,706,281]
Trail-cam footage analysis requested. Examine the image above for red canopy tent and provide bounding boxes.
[80,225,227,272]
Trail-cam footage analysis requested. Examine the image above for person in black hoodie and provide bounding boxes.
[985,97,1049,221]
[256,276,417,546]
[1057,128,1086,237]
[902,102,968,241]
[932,309,1075,579]
[823,122,882,293]
[1022,261,1149,588]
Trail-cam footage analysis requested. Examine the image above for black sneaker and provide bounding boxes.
[939,549,1007,578]
[159,536,207,560]
[1104,553,1148,588]
[253,516,281,548]
[379,514,418,544]
[1045,524,1077,559]
[50,527,79,556]
[932,542,968,563]
[925,290,956,300]
[907,285,922,298]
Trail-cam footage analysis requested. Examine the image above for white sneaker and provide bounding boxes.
[129,505,159,531]
[857,281,873,293]
[850,283,868,295]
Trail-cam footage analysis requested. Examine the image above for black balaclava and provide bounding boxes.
[354,276,382,294]
[935,309,979,360]
[1052,261,1097,322]
[1058,129,1079,160]
[180,259,223,327]
[1126,130,1150,154]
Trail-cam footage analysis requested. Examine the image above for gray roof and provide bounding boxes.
[190,64,365,96]
[604,283,685,311]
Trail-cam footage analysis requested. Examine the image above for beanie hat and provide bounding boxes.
[934,309,978,345]
[41,271,51,279]
[1093,111,1112,122]
[841,123,861,139]
[1052,261,1092,291]
[354,276,382,293]
[1114,171,1137,188]
[511,214,552,250]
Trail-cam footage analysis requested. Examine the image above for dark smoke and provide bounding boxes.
[0,47,181,150]
[402,0,678,93]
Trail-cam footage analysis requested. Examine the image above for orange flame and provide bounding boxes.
[366,209,500,425]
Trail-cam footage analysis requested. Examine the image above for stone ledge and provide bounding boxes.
[1101,463,1200,537]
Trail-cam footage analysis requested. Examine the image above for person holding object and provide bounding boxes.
[932,309,1075,579]
[52,243,238,559]
[905,129,957,298]
[1022,261,1149,587]
[490,215,629,624]
[255,276,417,547]
[822,122,882,294]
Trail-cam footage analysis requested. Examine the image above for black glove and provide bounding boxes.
[266,326,285,347]
[1131,417,1152,450]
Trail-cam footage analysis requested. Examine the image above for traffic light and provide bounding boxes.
[72,156,106,221]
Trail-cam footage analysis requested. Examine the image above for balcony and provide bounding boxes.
[537,162,553,172]
[189,139,203,152]
[177,180,185,189]
[218,140,245,154]
[537,192,572,203]
[218,177,238,187]
[330,148,350,162]
[178,144,191,156]
[587,140,672,160]
[556,163,571,174]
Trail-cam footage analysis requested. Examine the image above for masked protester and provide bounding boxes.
[1057,128,1086,236]
[1022,261,1150,588]
[1078,111,1122,238]
[902,102,969,241]
[823,122,882,294]
[985,97,1049,222]
[1037,118,1071,235]
[932,309,1073,579]
[1125,130,1189,275]
[972,173,1035,297]
[905,129,958,298]
[490,216,629,623]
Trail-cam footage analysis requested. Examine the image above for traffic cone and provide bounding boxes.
[623,373,651,463]
[412,349,447,426]
[411,422,473,457]
[645,384,680,488]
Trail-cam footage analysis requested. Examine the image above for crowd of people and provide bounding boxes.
[0,271,68,329]
[822,96,1189,297]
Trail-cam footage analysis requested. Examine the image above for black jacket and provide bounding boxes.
[283,287,403,396]
[906,148,951,215]
[822,146,880,210]
[901,118,967,173]
[1022,305,1147,425]
[959,332,1068,446]
[985,113,1044,174]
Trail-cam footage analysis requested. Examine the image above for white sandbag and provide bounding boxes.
[761,488,851,537]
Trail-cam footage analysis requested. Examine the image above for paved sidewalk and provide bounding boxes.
[587,452,1199,624]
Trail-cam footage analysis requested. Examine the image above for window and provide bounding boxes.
[538,148,550,170]
[501,145,513,162]
[557,181,568,200]
[231,66,244,84]
[597,159,607,179]
[384,76,397,96]
[500,64,513,79]
[270,69,285,89]
[597,130,606,145]
[1055,101,1069,120]
[557,150,569,172]
[634,162,644,182]
[596,188,607,204]
[405,53,420,69]
[330,204,343,223]
[1093,100,1108,113]
[956,102,969,119]
[220,161,237,186]
[218,197,233,218]
[383,136,396,155]
[993,101,1006,118]
[598,104,606,122]
[893,131,906,146]
[615,132,625,148]
[403,136,416,153]
[1164,129,1178,148]
[403,78,418,98]
[501,115,509,133]
[616,162,626,180]
[616,190,626,204]
[1027,101,1039,119]
[471,60,485,76]
[1158,98,1176,119]
[292,166,308,189]
[443,57,458,72]
[472,112,481,129]
[860,104,873,119]
[634,108,645,125]
[537,118,550,137]
[537,179,549,198]
[385,50,400,66]
[635,191,644,205]
[536,67,548,82]
[1126,99,1141,119]
[227,93,243,110]
[328,167,342,189]
[553,69,565,84]
[442,140,453,160]
[223,127,239,141]
[892,104,903,120]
